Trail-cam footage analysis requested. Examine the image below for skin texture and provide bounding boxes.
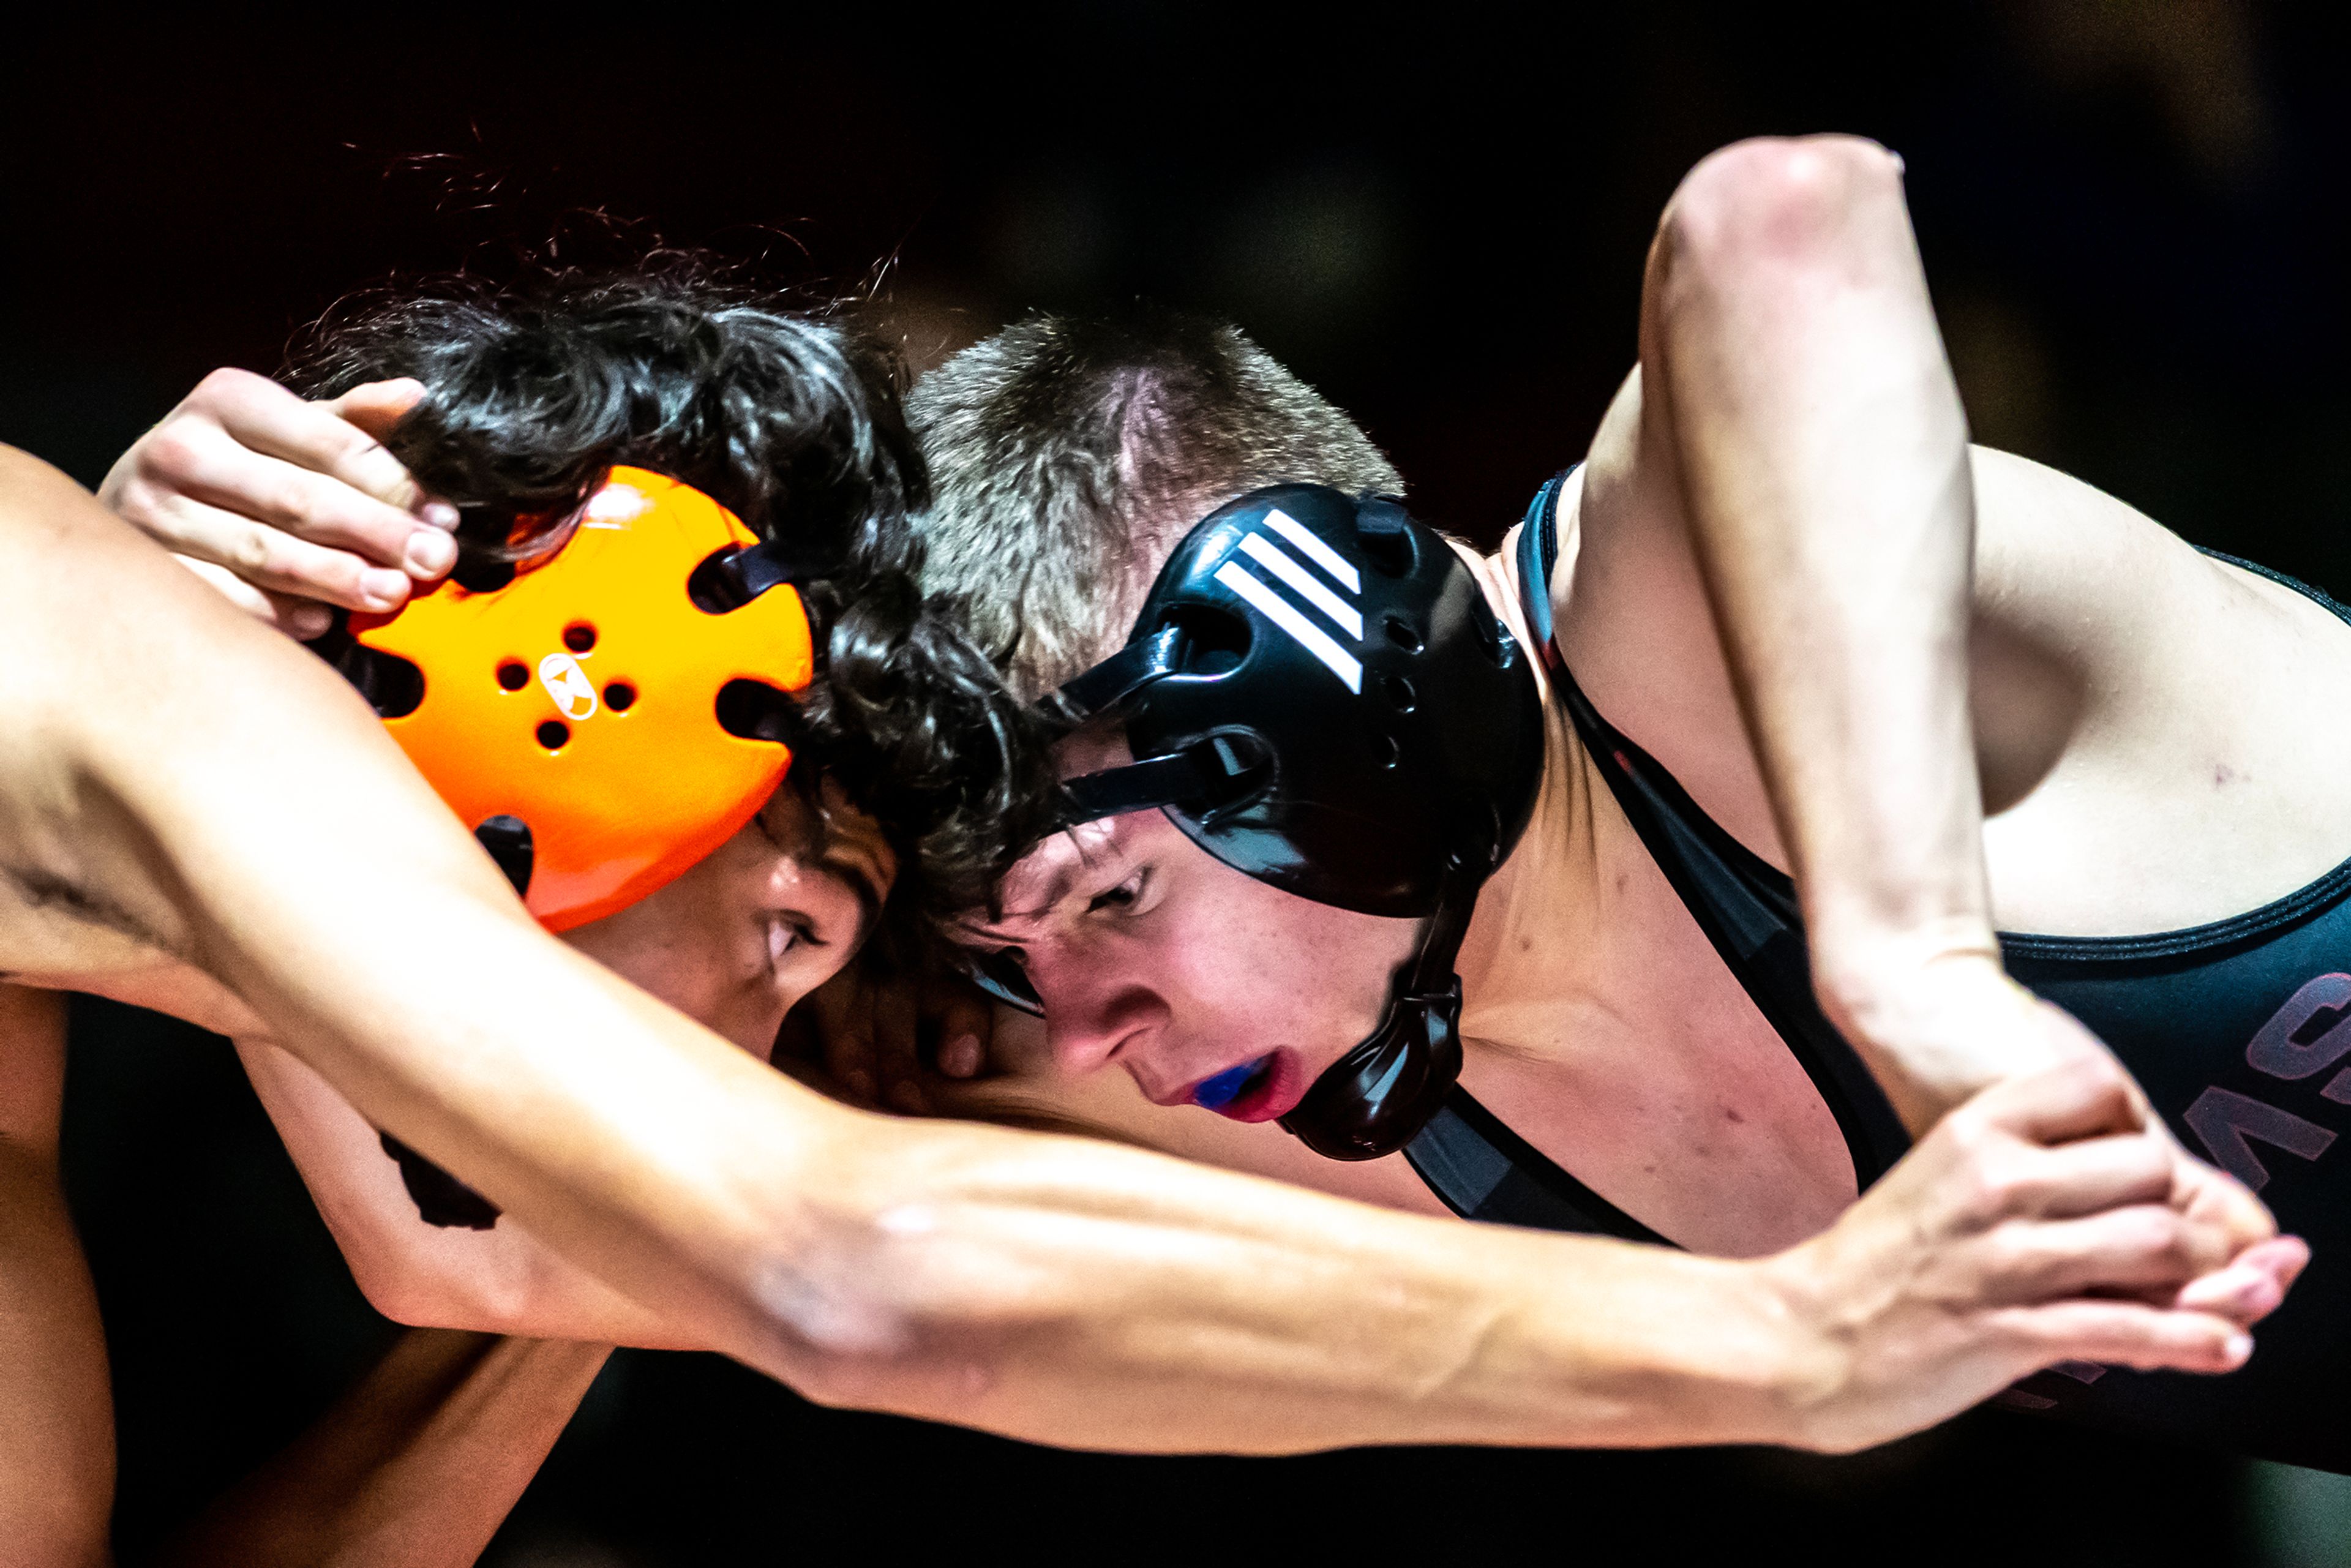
[0,986,111,1567]
[980,773,1419,1119]
[156,1331,612,1568]
[40,234,2293,1463]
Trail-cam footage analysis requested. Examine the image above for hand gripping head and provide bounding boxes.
[345,467,816,931]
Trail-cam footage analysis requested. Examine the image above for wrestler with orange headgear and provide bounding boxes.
[102,271,1043,1251]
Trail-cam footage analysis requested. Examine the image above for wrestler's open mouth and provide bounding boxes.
[1188,1052,1300,1123]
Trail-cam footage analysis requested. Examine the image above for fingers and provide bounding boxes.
[812,973,879,1106]
[1982,1203,2233,1304]
[2175,1236,2309,1327]
[2164,1136,2281,1251]
[1971,1130,2177,1222]
[173,556,336,639]
[143,487,424,613]
[2003,1299,2252,1377]
[931,986,992,1080]
[131,418,451,602]
[211,367,422,512]
[107,368,459,613]
[324,377,428,442]
[1962,1053,2143,1146]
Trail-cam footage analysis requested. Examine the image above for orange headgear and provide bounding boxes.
[347,466,818,931]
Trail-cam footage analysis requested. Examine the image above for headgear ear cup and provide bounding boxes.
[348,467,817,931]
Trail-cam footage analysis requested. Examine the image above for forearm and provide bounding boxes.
[804,1117,1807,1452]
[1643,139,2023,1118]
[0,456,1818,1450]
[0,988,115,1568]
[236,1039,703,1350]
[154,1330,610,1568]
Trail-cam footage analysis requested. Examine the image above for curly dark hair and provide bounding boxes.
[290,266,1056,928]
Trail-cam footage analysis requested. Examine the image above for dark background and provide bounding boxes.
[10,4,2350,1564]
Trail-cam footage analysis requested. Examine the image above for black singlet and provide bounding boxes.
[1403,473,2351,1471]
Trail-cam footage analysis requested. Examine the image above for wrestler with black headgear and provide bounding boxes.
[892,135,2347,1465]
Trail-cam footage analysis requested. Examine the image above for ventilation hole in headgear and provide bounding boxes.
[1359,526,1414,579]
[338,645,424,718]
[497,661,529,691]
[716,678,802,746]
[536,720,570,751]
[688,547,750,613]
[604,681,637,712]
[1382,614,1425,654]
[564,622,597,653]
[1169,604,1253,677]
[1201,730,1275,803]
[1370,731,1403,768]
[472,815,534,898]
[451,555,517,594]
[1381,673,1418,712]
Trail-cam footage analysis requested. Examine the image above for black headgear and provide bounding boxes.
[979,484,1543,1159]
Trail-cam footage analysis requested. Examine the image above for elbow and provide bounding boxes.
[1655,135,1906,291]
[342,1245,524,1336]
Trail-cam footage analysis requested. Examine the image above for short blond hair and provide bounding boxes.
[909,309,1403,700]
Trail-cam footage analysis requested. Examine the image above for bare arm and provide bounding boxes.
[234,1037,697,1348]
[222,1005,1448,1352]
[1612,141,2190,1111]
[2,982,598,1568]
[1625,137,2019,1122]
[154,1330,608,1568]
[0,986,114,1568]
[1581,135,2282,1267]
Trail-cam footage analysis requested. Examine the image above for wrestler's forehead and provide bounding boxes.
[982,815,1140,933]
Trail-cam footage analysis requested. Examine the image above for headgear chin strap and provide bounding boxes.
[1036,483,1544,1160]
[1277,848,1479,1160]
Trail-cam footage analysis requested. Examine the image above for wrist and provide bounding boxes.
[1809,932,2064,1128]
[1525,1248,1829,1450]
[1745,1240,1865,1452]
[1809,913,2002,1023]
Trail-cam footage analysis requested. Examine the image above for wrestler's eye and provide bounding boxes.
[1087,871,1146,914]
[767,915,822,966]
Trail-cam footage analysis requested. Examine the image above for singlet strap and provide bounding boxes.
[1406,1089,1668,1241]
[1516,473,1907,1187]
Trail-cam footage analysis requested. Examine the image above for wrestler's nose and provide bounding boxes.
[1037,962,1170,1076]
